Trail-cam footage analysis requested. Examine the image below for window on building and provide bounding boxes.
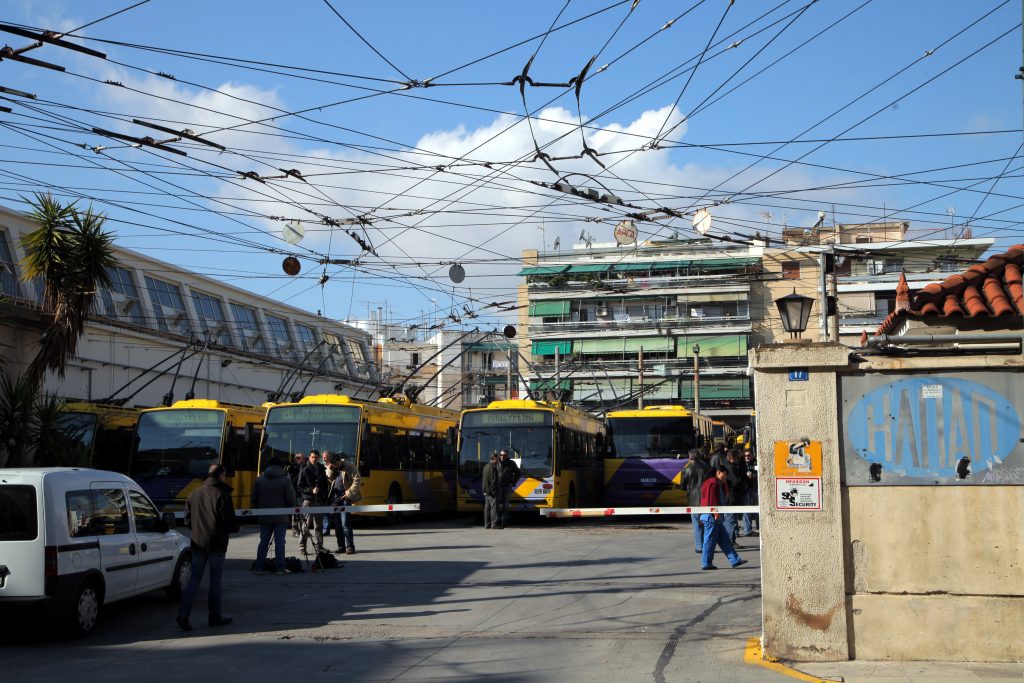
[0,229,22,298]
[411,352,420,367]
[321,331,348,373]
[347,340,367,366]
[265,314,296,360]
[855,236,872,244]
[874,292,897,318]
[781,261,801,280]
[144,276,191,334]
[97,266,144,326]
[230,303,267,354]
[190,290,233,346]
[295,323,320,365]
[884,258,905,274]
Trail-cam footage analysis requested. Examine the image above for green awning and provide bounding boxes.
[650,260,690,271]
[577,336,674,354]
[680,378,751,400]
[531,340,572,356]
[675,334,749,357]
[693,257,759,271]
[518,264,568,276]
[613,262,654,272]
[530,378,572,391]
[529,300,570,317]
[484,376,510,385]
[567,263,610,273]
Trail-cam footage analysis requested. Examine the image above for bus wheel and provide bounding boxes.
[386,484,403,524]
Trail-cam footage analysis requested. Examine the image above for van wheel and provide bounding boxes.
[166,550,192,601]
[386,483,403,524]
[68,579,101,637]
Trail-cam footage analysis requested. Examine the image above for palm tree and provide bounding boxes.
[0,363,86,467]
[19,193,117,383]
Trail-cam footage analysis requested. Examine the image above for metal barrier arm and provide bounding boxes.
[540,505,759,518]
[169,503,421,519]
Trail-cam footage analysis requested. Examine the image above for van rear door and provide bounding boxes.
[0,479,43,598]
[89,483,138,601]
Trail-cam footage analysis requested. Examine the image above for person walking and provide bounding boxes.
[723,450,747,546]
[481,452,499,529]
[298,450,328,556]
[496,450,520,529]
[252,456,296,576]
[177,464,239,631]
[680,449,711,554]
[698,466,747,570]
[744,450,759,534]
[326,452,361,554]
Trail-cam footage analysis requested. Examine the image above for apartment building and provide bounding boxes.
[0,205,376,407]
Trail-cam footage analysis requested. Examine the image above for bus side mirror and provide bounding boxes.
[161,512,176,531]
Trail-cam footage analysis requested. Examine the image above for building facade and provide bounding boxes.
[0,205,376,407]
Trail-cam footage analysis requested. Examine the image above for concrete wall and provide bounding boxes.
[753,345,1024,663]
[752,342,850,661]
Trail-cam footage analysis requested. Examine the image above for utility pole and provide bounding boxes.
[637,346,645,409]
[506,345,513,399]
[692,344,701,413]
[830,242,840,343]
[819,249,830,341]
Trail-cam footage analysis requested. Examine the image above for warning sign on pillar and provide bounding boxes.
[775,477,821,510]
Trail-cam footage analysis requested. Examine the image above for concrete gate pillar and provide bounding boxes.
[751,342,850,661]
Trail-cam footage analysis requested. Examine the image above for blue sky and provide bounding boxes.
[1,1,1021,327]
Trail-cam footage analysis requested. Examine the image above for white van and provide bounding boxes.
[0,468,191,635]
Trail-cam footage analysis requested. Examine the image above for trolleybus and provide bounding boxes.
[457,399,606,513]
[54,401,141,472]
[259,395,460,513]
[604,405,714,506]
[711,420,736,451]
[128,399,266,510]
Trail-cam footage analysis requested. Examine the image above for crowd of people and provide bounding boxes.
[681,445,759,570]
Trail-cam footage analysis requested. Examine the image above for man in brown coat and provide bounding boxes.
[176,464,239,631]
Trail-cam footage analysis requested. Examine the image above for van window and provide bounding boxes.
[0,485,37,541]
[66,490,94,538]
[128,490,162,533]
[90,488,131,535]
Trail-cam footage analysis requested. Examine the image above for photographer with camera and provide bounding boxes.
[325,451,362,555]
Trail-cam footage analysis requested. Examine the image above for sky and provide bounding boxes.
[1,0,1021,330]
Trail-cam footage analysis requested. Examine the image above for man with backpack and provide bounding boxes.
[496,450,520,529]
[680,449,711,554]
[482,452,499,529]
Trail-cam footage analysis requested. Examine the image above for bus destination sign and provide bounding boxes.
[148,410,224,427]
[269,405,361,424]
[463,410,551,427]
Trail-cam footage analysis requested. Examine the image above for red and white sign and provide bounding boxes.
[775,477,821,510]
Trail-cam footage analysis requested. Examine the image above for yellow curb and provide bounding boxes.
[743,638,836,682]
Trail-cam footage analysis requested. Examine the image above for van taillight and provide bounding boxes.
[45,546,58,577]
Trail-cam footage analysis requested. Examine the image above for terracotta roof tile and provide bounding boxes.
[872,243,1024,339]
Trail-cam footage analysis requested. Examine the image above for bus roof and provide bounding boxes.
[141,399,266,419]
[607,405,696,419]
[63,401,141,419]
[268,394,459,420]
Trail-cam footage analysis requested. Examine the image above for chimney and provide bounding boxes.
[895,272,911,312]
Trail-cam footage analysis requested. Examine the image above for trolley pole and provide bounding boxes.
[638,346,645,409]
[506,346,514,399]
[830,242,840,343]
[819,249,830,341]
[692,344,701,413]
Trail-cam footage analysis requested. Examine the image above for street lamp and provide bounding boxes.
[774,289,815,339]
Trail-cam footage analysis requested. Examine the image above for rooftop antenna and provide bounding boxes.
[946,207,956,239]
[759,211,773,235]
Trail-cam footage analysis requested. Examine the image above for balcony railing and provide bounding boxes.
[528,273,754,293]
[528,314,751,334]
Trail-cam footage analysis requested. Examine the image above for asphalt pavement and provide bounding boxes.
[5,517,1019,682]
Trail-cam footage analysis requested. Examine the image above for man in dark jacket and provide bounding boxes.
[288,452,306,535]
[298,450,328,555]
[698,466,747,571]
[177,464,239,631]
[680,449,711,553]
[496,450,520,529]
[253,457,296,575]
[481,453,499,529]
[723,450,747,546]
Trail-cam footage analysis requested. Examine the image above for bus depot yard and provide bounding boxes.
[4,517,776,682]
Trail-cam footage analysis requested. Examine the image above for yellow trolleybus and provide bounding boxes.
[457,399,606,513]
[604,405,714,506]
[259,395,460,513]
[54,402,141,472]
[128,399,266,510]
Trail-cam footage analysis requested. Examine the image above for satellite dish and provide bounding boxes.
[448,263,466,284]
[503,324,517,339]
[553,237,561,250]
[692,208,712,235]
[283,221,305,245]
[282,256,301,276]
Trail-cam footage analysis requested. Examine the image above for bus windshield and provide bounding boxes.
[54,412,99,452]
[608,417,697,459]
[263,404,361,463]
[130,409,225,478]
[459,410,553,478]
